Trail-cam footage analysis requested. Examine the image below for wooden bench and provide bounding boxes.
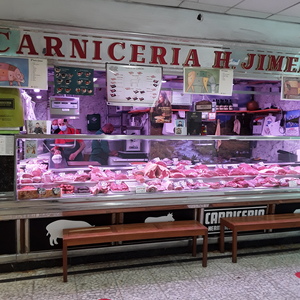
[63,220,208,282]
[219,213,300,263]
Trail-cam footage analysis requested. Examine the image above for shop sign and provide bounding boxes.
[2,27,300,77]
[195,100,212,112]
[204,206,267,234]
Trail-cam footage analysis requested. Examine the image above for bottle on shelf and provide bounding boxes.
[229,99,233,111]
[212,99,216,112]
[216,99,220,111]
[219,99,224,110]
[224,99,229,111]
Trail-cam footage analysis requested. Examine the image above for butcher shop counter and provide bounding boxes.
[11,133,300,217]
[1,186,300,221]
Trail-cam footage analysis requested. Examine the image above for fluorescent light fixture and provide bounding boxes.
[34,89,40,93]
[36,95,42,99]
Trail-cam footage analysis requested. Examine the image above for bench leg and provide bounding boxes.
[192,236,197,257]
[202,232,208,268]
[219,221,225,253]
[63,241,68,282]
[232,229,238,263]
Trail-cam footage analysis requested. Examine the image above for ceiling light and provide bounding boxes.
[36,95,42,99]
[34,89,40,93]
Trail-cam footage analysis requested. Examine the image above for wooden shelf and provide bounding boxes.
[127,108,281,115]
[216,109,281,114]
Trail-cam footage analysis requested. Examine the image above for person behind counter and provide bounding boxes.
[51,118,85,161]
[33,122,44,134]
[51,119,61,134]
[90,123,117,165]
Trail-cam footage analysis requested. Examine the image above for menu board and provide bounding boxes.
[183,68,233,95]
[54,66,94,95]
[106,64,162,107]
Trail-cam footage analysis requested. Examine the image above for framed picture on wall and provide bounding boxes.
[281,76,300,100]
[183,68,233,95]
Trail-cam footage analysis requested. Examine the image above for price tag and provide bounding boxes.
[37,187,46,195]
[289,180,297,188]
[136,185,146,193]
[52,187,61,195]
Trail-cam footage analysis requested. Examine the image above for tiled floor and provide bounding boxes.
[0,243,300,300]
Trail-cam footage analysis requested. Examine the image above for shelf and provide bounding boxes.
[216,109,281,114]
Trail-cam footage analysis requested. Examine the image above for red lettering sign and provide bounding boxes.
[43,36,65,57]
[16,34,38,55]
[212,51,232,68]
[0,31,10,53]
[130,44,145,63]
[70,39,88,59]
[108,42,125,61]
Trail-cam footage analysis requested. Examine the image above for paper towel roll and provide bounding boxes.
[297,149,300,161]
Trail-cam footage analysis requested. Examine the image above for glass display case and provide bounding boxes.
[15,134,300,201]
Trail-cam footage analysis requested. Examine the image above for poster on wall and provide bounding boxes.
[106,63,162,107]
[0,135,14,156]
[150,90,172,123]
[25,120,51,134]
[183,68,233,95]
[0,88,23,132]
[0,57,47,89]
[285,110,300,136]
[175,119,187,135]
[24,140,38,159]
[281,77,300,100]
[54,66,94,95]
[171,90,192,105]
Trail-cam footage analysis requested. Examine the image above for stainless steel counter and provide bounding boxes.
[1,187,300,220]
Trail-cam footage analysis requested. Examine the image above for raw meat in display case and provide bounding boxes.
[14,135,300,200]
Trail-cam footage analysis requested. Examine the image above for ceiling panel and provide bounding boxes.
[122,0,300,23]
[277,3,300,17]
[226,8,272,19]
[268,14,300,22]
[196,0,242,6]
[179,2,229,13]
[129,0,181,6]
[235,0,300,14]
